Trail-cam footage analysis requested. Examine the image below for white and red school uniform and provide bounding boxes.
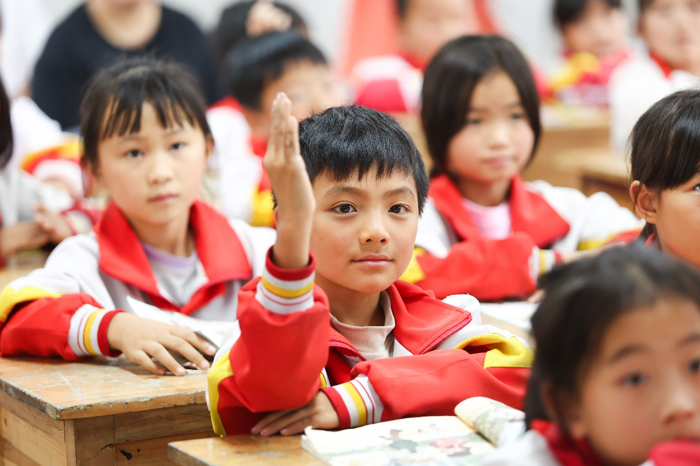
[609,52,699,154]
[402,175,642,301]
[206,96,275,228]
[207,250,533,436]
[0,200,275,359]
[483,420,700,466]
[350,52,424,114]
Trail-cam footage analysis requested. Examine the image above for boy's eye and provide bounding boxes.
[688,358,700,374]
[171,142,185,151]
[389,204,410,214]
[621,372,647,387]
[125,149,143,159]
[693,184,700,192]
[511,113,525,121]
[466,118,482,126]
[332,204,356,215]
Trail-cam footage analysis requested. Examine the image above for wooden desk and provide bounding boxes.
[169,435,322,466]
[0,356,215,465]
[0,250,47,289]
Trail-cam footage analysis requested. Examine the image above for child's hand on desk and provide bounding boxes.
[265,93,315,270]
[252,391,339,436]
[0,222,50,259]
[107,313,216,376]
[34,205,74,243]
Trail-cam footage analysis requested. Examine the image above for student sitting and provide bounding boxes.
[207,97,532,436]
[609,0,700,154]
[630,89,700,269]
[350,0,478,114]
[0,58,275,375]
[217,31,343,228]
[485,245,700,466]
[549,0,630,107]
[405,36,641,301]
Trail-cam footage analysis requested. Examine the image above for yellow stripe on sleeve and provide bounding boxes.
[82,311,98,355]
[454,334,534,369]
[260,276,314,299]
[0,286,61,323]
[343,382,368,426]
[207,351,234,436]
[399,247,427,284]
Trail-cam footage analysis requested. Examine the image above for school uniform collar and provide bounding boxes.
[645,233,661,250]
[398,51,427,71]
[328,280,472,358]
[96,200,252,302]
[531,420,603,466]
[650,51,674,79]
[429,175,570,247]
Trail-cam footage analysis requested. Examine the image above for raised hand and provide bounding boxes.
[265,93,316,270]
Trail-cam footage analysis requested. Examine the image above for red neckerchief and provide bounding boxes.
[208,95,243,112]
[429,175,571,247]
[531,420,603,466]
[95,200,252,315]
[650,52,674,79]
[250,135,268,159]
[645,233,661,250]
[326,280,472,365]
[398,51,427,72]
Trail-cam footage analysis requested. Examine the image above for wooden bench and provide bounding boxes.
[169,435,322,466]
[0,356,214,465]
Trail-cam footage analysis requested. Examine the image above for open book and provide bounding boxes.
[301,397,525,466]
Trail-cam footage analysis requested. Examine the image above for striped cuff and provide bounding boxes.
[530,248,562,283]
[255,248,315,315]
[68,305,123,357]
[321,375,384,429]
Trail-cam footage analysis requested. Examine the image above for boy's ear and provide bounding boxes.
[540,383,587,440]
[241,107,271,139]
[205,135,215,162]
[630,181,658,225]
[273,207,279,225]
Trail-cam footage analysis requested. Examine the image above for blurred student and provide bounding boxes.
[0,58,275,375]
[630,89,700,270]
[218,31,344,227]
[610,0,700,154]
[404,36,641,301]
[208,96,532,436]
[550,0,630,107]
[485,246,700,466]
[32,0,221,131]
[351,0,479,114]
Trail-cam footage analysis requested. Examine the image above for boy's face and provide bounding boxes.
[640,0,700,71]
[399,0,479,65]
[247,61,344,139]
[564,298,700,466]
[561,0,628,58]
[308,170,420,296]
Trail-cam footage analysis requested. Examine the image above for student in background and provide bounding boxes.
[32,0,221,131]
[549,0,630,107]
[207,97,532,436]
[0,58,275,375]
[0,76,77,268]
[351,0,479,114]
[485,246,700,466]
[609,0,700,154]
[405,35,641,301]
[218,31,344,228]
[630,89,700,270]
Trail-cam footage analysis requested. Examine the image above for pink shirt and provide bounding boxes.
[463,198,512,240]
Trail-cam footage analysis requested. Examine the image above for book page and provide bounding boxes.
[455,398,525,447]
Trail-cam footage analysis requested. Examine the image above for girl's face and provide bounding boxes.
[446,71,534,188]
[639,0,700,70]
[561,0,628,58]
[92,103,211,230]
[564,298,700,466]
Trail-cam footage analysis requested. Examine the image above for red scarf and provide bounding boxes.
[531,421,603,466]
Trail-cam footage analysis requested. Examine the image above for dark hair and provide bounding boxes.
[224,31,327,111]
[629,89,700,238]
[0,77,13,170]
[553,0,622,28]
[525,245,700,431]
[421,35,541,177]
[293,105,429,214]
[213,1,308,74]
[80,57,212,168]
[638,0,654,14]
[396,0,408,18]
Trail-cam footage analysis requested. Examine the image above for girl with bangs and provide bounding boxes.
[0,58,275,376]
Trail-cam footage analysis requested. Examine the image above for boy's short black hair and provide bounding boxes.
[395,0,408,18]
[553,0,622,28]
[630,89,700,238]
[0,77,13,170]
[213,1,308,73]
[297,105,429,214]
[638,0,653,14]
[525,245,700,431]
[80,57,211,168]
[224,31,327,111]
[421,35,541,177]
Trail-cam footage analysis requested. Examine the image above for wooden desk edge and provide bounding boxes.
[169,441,211,466]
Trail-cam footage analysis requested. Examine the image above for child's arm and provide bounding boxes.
[207,94,333,435]
[0,222,50,266]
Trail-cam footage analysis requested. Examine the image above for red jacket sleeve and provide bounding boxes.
[207,251,331,435]
[322,348,530,429]
[404,233,560,300]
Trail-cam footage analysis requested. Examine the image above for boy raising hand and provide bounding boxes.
[208,95,533,436]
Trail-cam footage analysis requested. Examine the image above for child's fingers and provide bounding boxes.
[163,335,210,371]
[171,327,217,356]
[128,349,166,376]
[259,407,311,436]
[280,417,314,436]
[283,115,300,160]
[146,343,187,376]
[251,408,295,434]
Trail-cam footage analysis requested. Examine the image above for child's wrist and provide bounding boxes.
[272,221,313,270]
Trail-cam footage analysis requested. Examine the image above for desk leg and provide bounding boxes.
[65,416,115,466]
